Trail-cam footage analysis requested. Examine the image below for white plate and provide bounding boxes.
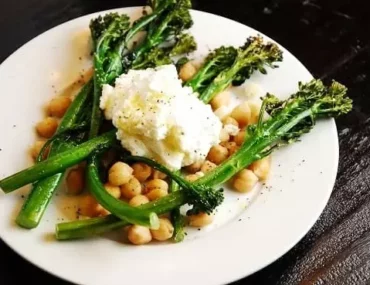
[0,7,339,285]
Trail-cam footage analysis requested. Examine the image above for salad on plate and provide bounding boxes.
[0,0,352,246]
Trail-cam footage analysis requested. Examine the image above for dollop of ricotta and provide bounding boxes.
[100,64,222,170]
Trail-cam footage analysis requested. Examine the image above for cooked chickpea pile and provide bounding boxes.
[31,61,271,246]
[207,86,271,193]
[31,95,72,161]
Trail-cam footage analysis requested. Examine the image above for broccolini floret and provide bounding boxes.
[185,46,237,93]
[132,33,196,70]
[195,35,283,103]
[129,0,194,67]
[196,79,352,186]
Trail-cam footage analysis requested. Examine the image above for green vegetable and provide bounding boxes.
[124,0,176,45]
[197,36,283,103]
[123,155,223,215]
[131,33,196,70]
[89,13,131,138]
[87,155,159,229]
[56,191,186,240]
[196,80,352,186]
[169,177,186,242]
[54,79,352,240]
[129,0,193,67]
[0,131,116,193]
[15,80,93,228]
[89,3,175,138]
[169,33,197,56]
[185,46,237,93]
[131,47,172,70]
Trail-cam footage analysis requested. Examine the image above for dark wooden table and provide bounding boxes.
[1,0,369,284]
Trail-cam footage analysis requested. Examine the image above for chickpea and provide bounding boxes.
[210,91,231,110]
[145,179,168,192]
[78,195,100,217]
[132,162,152,182]
[66,167,85,195]
[219,128,230,143]
[249,101,261,124]
[48,96,72,118]
[213,106,230,121]
[188,212,214,227]
[230,102,252,127]
[31,140,48,160]
[150,218,174,241]
[146,188,168,201]
[185,171,204,182]
[104,183,121,199]
[129,195,149,207]
[233,169,259,193]
[152,170,167,180]
[121,177,142,199]
[222,116,239,128]
[127,225,152,245]
[234,130,246,146]
[145,179,168,201]
[207,145,228,165]
[200,160,217,174]
[185,161,203,174]
[179,61,197,82]
[249,156,271,181]
[221,141,238,156]
[36,117,58,138]
[108,162,133,186]
[98,206,110,216]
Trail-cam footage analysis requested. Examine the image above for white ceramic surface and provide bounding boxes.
[0,7,339,285]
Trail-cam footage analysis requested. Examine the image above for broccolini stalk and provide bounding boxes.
[14,80,93,228]
[185,46,237,93]
[198,36,283,103]
[123,156,224,215]
[196,80,352,186]
[54,79,352,240]
[0,131,116,193]
[169,177,186,242]
[89,13,131,138]
[56,191,186,240]
[87,155,159,229]
[89,2,186,137]
[128,0,193,67]
[131,33,196,70]
[124,0,176,44]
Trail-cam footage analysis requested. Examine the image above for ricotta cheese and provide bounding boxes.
[100,64,222,170]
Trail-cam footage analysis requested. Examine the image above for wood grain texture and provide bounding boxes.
[0,0,369,284]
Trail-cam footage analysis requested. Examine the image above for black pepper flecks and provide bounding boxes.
[238,219,242,221]
[198,228,201,231]
[13,125,16,128]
